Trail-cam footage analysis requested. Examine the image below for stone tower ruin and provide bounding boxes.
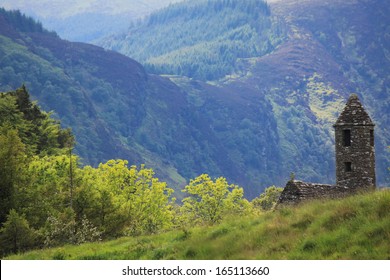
[333,94,376,191]
[277,94,376,206]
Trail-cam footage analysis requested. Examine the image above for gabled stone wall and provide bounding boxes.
[277,180,352,206]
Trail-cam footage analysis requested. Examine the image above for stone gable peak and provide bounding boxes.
[334,94,374,127]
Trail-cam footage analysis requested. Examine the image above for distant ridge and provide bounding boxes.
[0,0,181,42]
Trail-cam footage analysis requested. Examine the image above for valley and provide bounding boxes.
[0,0,389,197]
[0,0,389,262]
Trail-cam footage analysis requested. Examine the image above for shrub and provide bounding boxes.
[252,186,283,211]
[0,209,36,256]
[181,174,252,225]
[44,209,101,247]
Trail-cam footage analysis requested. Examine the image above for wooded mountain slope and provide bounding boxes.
[0,8,281,197]
[0,0,389,196]
[101,0,389,187]
[100,0,286,80]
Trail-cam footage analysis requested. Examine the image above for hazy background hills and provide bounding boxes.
[0,0,180,42]
[0,0,389,198]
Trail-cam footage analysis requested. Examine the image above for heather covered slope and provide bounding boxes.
[178,0,390,186]
[241,0,390,185]
[99,0,390,187]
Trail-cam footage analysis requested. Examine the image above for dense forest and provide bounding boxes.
[0,8,56,35]
[100,0,286,80]
[0,87,281,257]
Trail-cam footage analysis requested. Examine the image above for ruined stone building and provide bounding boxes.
[278,94,376,205]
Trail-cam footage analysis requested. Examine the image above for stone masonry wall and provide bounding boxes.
[335,125,376,190]
[277,180,352,206]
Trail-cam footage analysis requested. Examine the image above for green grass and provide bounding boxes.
[5,190,390,260]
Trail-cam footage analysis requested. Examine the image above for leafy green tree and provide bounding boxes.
[1,86,74,156]
[17,155,79,228]
[0,93,26,128]
[0,126,27,224]
[77,164,119,237]
[181,174,251,225]
[11,86,74,155]
[251,186,283,211]
[80,160,175,237]
[0,210,36,256]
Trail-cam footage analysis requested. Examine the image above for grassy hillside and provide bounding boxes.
[6,190,390,260]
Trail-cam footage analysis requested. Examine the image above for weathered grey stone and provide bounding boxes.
[277,94,376,206]
[334,94,376,191]
[277,180,351,206]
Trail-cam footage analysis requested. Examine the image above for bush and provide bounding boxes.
[181,174,252,225]
[252,186,283,211]
[44,209,101,247]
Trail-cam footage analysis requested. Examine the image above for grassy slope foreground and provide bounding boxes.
[6,190,390,260]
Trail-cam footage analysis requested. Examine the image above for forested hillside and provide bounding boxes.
[0,8,148,167]
[100,0,286,80]
[0,7,282,197]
